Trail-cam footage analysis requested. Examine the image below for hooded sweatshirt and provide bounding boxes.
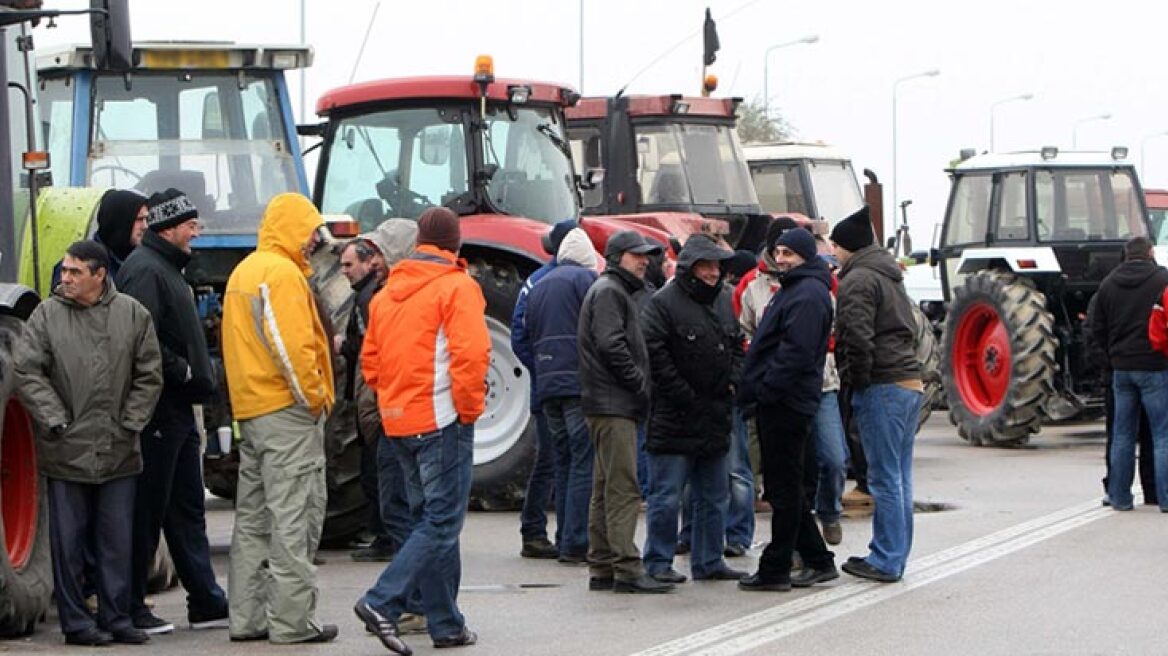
[1092,257,1168,371]
[361,244,490,436]
[835,244,921,388]
[221,194,335,420]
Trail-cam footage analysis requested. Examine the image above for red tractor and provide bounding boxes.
[305,57,671,508]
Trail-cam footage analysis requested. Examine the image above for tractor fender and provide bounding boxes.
[19,187,108,294]
[956,247,1060,275]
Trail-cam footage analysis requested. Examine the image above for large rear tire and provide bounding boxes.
[942,271,1056,446]
[913,303,942,432]
[0,315,52,637]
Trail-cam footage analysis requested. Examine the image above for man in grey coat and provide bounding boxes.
[15,240,163,646]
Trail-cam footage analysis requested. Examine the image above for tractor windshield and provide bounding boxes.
[83,73,300,235]
[807,159,864,222]
[635,122,757,208]
[1035,168,1146,242]
[480,105,578,224]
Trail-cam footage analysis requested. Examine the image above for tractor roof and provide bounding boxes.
[564,95,739,121]
[37,42,312,73]
[316,77,578,116]
[950,148,1134,172]
[742,141,850,163]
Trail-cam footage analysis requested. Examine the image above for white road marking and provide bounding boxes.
[630,498,1112,656]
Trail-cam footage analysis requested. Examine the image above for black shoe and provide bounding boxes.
[675,542,691,555]
[841,558,900,583]
[557,552,588,565]
[188,608,230,630]
[791,565,840,588]
[694,567,748,581]
[433,627,477,648]
[651,568,687,584]
[737,572,791,592]
[723,543,748,558]
[613,574,675,594]
[65,627,113,646]
[354,601,413,655]
[291,624,338,643]
[229,631,269,642]
[588,576,614,591]
[110,627,149,644]
[352,542,397,562]
[520,537,559,559]
[132,612,174,635]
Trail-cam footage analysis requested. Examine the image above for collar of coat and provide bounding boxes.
[142,229,192,270]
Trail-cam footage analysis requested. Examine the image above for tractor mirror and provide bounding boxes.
[419,126,450,166]
[929,247,940,267]
[90,0,133,71]
[343,127,356,150]
[201,92,225,139]
[885,236,896,250]
[582,167,605,190]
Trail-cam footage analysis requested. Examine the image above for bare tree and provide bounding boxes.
[736,98,795,144]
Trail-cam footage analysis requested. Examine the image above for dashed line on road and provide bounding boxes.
[629,498,1112,656]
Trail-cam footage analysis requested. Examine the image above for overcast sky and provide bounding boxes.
[36,0,1168,245]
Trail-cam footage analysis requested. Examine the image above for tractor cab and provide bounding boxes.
[743,141,864,226]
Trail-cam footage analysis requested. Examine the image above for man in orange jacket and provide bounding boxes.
[221,193,337,644]
[354,207,489,654]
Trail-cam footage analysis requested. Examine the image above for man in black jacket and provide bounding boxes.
[641,235,745,584]
[830,206,922,583]
[737,228,836,592]
[1091,236,1168,511]
[116,188,229,633]
[577,230,672,594]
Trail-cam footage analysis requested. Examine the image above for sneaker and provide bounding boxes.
[737,572,791,592]
[433,627,477,648]
[723,543,748,558]
[557,552,588,565]
[693,567,747,581]
[351,543,397,562]
[65,627,113,646]
[613,574,675,594]
[110,627,150,644]
[397,613,428,635]
[354,600,413,655]
[520,537,558,559]
[841,558,900,583]
[132,612,175,635]
[820,521,843,546]
[229,631,269,642]
[650,568,687,584]
[588,576,614,591]
[842,486,874,508]
[791,564,839,588]
[189,608,230,630]
[290,624,338,643]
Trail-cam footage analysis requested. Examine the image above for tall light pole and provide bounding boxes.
[761,34,818,116]
[578,0,584,93]
[891,69,940,241]
[1071,113,1112,148]
[299,0,307,125]
[989,92,1033,152]
[1140,131,1168,179]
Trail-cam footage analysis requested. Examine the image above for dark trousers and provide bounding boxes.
[362,435,412,549]
[49,476,136,635]
[131,401,227,619]
[840,385,868,492]
[520,413,556,541]
[756,403,834,579]
[1103,383,1157,502]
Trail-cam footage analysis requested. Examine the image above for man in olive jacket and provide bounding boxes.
[16,240,163,646]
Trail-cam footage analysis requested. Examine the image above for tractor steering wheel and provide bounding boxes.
[90,165,143,186]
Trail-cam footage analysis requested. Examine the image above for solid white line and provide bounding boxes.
[629,499,1110,656]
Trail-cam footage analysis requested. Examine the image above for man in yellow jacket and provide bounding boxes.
[221,193,337,644]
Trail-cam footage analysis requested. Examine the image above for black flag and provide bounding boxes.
[703,8,720,66]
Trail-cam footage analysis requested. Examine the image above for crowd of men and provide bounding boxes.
[14,182,1164,653]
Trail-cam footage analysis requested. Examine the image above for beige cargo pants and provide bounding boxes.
[228,405,327,643]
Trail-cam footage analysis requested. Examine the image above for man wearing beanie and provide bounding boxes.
[737,227,837,591]
[115,189,227,633]
[578,230,673,594]
[355,206,487,651]
[511,219,578,560]
[829,205,922,583]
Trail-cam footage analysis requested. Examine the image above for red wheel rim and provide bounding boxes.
[953,303,1011,416]
[2,400,38,569]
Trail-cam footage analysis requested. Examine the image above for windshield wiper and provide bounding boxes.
[536,123,572,160]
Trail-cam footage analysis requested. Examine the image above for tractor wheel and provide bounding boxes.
[467,258,536,511]
[0,315,52,637]
[321,397,367,547]
[942,271,1056,446]
[912,303,942,432]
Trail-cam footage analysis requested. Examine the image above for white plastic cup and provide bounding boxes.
[217,426,233,455]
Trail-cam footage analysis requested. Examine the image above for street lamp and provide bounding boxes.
[761,34,819,117]
[1140,130,1168,179]
[989,92,1034,152]
[1071,113,1112,148]
[891,69,940,240]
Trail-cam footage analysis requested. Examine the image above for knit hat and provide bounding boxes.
[764,216,800,253]
[776,226,818,263]
[829,205,875,253]
[362,218,418,268]
[725,249,759,279]
[146,188,198,232]
[556,228,597,269]
[543,219,578,256]
[95,189,148,260]
[416,207,461,254]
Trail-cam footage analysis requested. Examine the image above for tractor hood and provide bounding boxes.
[592,211,728,248]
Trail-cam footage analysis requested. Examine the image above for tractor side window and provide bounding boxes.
[320,118,404,228]
[637,125,689,204]
[1035,170,1144,241]
[1109,170,1146,239]
[38,77,74,188]
[995,171,1029,240]
[483,106,577,223]
[750,162,806,215]
[568,129,604,210]
[942,174,992,246]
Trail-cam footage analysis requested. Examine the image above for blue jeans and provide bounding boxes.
[852,384,922,577]
[543,398,593,557]
[643,452,730,578]
[520,413,556,541]
[813,391,849,524]
[680,407,753,549]
[362,422,474,641]
[1110,370,1168,510]
[377,437,417,548]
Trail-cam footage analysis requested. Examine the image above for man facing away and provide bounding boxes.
[221,193,337,643]
[354,207,488,654]
[16,240,163,646]
[116,188,229,634]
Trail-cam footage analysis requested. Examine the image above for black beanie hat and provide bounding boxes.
[416,207,462,254]
[830,205,875,252]
[96,189,148,260]
[147,188,198,232]
[764,216,800,253]
[776,226,818,263]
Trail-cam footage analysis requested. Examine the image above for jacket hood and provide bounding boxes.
[677,236,733,271]
[557,228,597,269]
[385,244,466,302]
[780,257,833,289]
[1111,258,1164,288]
[257,194,323,275]
[95,189,148,261]
[54,277,117,308]
[840,244,903,283]
[362,218,418,269]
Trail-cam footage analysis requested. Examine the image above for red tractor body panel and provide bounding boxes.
[566,95,737,121]
[317,76,576,114]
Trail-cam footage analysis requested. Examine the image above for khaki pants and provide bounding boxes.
[228,405,326,642]
[585,415,644,581]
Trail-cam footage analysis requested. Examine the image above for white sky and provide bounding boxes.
[36,0,1168,245]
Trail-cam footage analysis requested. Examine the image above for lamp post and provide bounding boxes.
[989,92,1033,152]
[1071,113,1112,148]
[891,69,940,241]
[761,34,819,116]
[1140,131,1168,179]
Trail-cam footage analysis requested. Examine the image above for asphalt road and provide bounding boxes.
[8,414,1166,655]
